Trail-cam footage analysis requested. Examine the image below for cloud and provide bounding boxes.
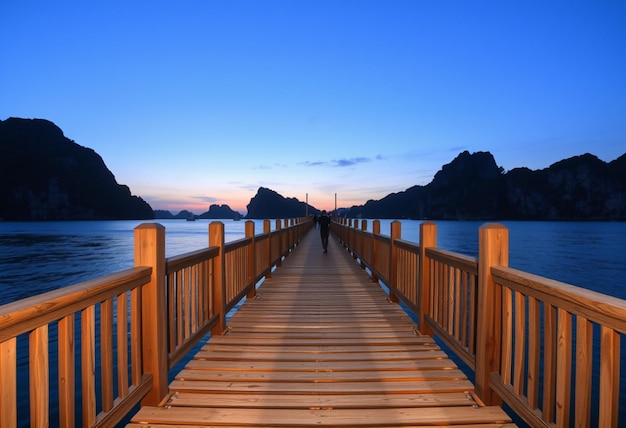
[300,157,377,168]
[192,195,219,203]
[448,146,467,153]
[254,162,288,170]
[298,160,328,167]
[334,157,370,167]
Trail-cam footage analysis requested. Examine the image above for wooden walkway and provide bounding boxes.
[128,230,515,427]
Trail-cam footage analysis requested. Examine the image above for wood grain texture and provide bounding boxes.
[130,231,514,427]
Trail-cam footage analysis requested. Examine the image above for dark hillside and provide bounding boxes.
[246,187,317,219]
[0,118,154,220]
[344,150,626,220]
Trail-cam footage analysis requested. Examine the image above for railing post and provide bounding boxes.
[289,219,294,249]
[351,220,360,260]
[389,221,401,303]
[264,220,272,278]
[209,221,226,335]
[275,219,282,266]
[371,220,380,283]
[340,218,345,245]
[134,223,168,405]
[359,220,367,268]
[350,220,356,249]
[246,220,256,299]
[418,222,437,336]
[475,223,508,405]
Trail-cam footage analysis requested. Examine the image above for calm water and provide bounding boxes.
[371,220,626,300]
[2,219,624,303]
[0,219,625,426]
[0,219,269,305]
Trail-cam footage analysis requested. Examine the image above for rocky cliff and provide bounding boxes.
[344,151,626,220]
[154,204,243,220]
[0,118,154,220]
[198,204,242,219]
[246,187,318,219]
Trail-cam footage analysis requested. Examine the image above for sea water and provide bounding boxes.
[0,219,625,426]
[0,219,268,305]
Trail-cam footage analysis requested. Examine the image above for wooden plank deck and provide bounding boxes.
[128,230,515,427]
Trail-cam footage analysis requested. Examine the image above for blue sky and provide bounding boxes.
[2,1,625,213]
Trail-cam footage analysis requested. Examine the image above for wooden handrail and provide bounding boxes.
[492,266,626,331]
[489,265,626,427]
[0,217,312,427]
[0,267,151,341]
[0,267,153,427]
[2,215,621,427]
[166,247,219,274]
[335,219,624,428]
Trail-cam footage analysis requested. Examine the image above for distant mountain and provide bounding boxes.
[154,209,197,219]
[198,204,242,220]
[501,153,626,220]
[5,117,622,222]
[0,118,154,220]
[344,150,626,220]
[154,205,243,220]
[246,187,319,219]
[175,210,195,220]
[154,209,176,219]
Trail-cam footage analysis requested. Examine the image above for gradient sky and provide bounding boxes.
[2,1,625,213]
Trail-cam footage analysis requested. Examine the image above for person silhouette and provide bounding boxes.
[318,210,330,253]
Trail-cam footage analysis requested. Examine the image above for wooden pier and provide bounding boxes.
[2,218,623,427]
[127,230,514,427]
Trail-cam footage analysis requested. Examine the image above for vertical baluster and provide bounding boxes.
[555,308,572,428]
[501,287,513,385]
[177,270,183,348]
[527,296,540,409]
[513,291,526,395]
[574,316,592,427]
[372,220,380,284]
[246,221,256,299]
[81,306,96,426]
[543,303,557,423]
[58,315,75,427]
[130,287,142,386]
[389,221,401,303]
[101,298,114,412]
[264,220,272,278]
[460,271,468,349]
[468,273,477,355]
[192,263,198,333]
[184,266,191,340]
[0,338,17,427]
[167,272,176,354]
[453,267,461,341]
[117,292,129,398]
[30,325,49,427]
[442,263,450,331]
[598,326,619,427]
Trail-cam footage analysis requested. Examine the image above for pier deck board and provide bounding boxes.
[128,230,515,427]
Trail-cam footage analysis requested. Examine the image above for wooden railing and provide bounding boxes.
[0,218,311,427]
[0,267,153,427]
[333,218,625,428]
